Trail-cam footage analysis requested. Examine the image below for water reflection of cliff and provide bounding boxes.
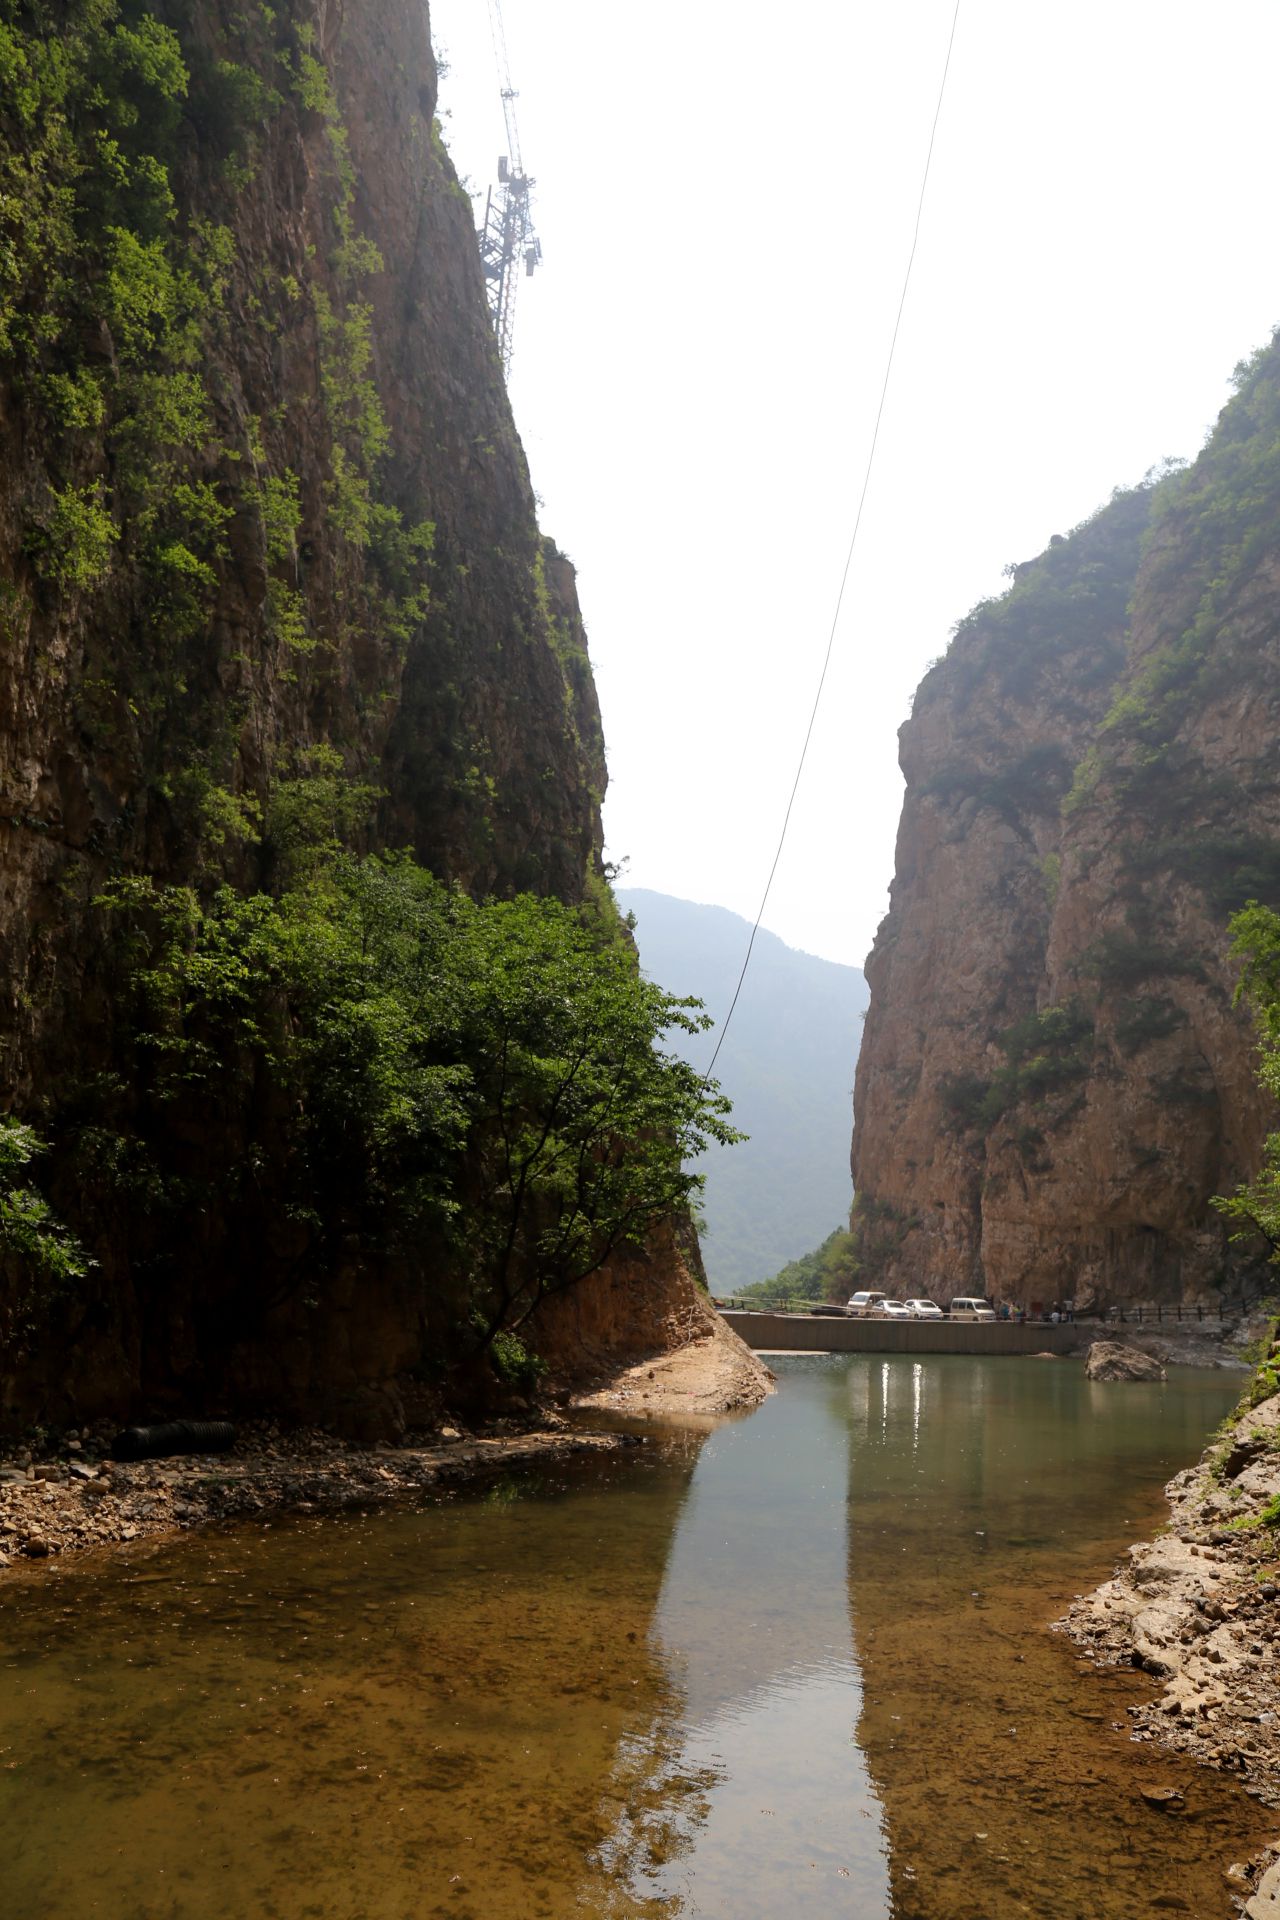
[843,1354,1263,1920]
[5,1363,1254,1920]
[596,1357,890,1918]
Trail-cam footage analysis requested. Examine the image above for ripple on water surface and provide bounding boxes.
[0,1353,1267,1918]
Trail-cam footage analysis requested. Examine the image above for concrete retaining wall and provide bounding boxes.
[719,1311,1084,1356]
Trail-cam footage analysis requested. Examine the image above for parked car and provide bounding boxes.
[949,1296,997,1322]
[881,1300,913,1320]
[847,1290,888,1317]
[905,1298,944,1320]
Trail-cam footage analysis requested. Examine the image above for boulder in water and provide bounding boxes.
[1084,1340,1165,1382]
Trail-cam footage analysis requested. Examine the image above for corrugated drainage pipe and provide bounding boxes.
[111,1420,236,1462]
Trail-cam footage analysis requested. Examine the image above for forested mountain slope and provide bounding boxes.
[851,338,1280,1311]
[0,0,722,1432]
[619,890,869,1290]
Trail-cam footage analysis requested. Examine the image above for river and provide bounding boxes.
[0,1353,1269,1918]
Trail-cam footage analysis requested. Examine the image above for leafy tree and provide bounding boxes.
[0,1119,90,1283]
[0,1118,92,1363]
[453,893,739,1340]
[93,847,739,1354]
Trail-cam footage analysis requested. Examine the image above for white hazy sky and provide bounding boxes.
[427,0,1280,968]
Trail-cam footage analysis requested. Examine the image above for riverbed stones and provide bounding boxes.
[1084,1340,1167,1382]
[1140,1786,1185,1809]
[1061,1383,1280,1812]
[1247,1859,1280,1918]
[0,1424,640,1572]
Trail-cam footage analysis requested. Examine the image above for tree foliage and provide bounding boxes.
[0,1118,91,1286]
[735,1227,860,1308]
[91,843,739,1350]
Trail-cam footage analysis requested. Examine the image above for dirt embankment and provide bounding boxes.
[572,1310,775,1423]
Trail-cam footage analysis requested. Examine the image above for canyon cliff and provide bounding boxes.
[0,0,722,1431]
[851,337,1280,1312]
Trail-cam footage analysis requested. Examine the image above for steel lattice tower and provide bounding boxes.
[478,2,541,378]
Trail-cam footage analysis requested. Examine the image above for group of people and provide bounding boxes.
[994,1301,1076,1324]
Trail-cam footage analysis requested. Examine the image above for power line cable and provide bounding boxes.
[702,0,962,1084]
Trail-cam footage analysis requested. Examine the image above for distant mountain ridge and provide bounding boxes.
[617,890,869,1290]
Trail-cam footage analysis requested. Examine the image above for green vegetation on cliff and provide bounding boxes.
[853,330,1280,1309]
[916,480,1155,719]
[733,1227,859,1308]
[0,1,672,1424]
[1094,347,1280,783]
[94,841,736,1350]
[938,1002,1093,1134]
[1,0,434,713]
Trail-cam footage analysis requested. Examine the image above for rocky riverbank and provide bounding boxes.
[0,1319,772,1576]
[1062,1341,1280,1913]
[0,1419,638,1576]
[1091,1315,1260,1372]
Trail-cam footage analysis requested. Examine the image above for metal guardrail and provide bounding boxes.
[713,1298,827,1316]
[1100,1297,1269,1326]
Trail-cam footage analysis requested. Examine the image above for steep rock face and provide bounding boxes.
[0,0,678,1426]
[852,343,1280,1311]
[0,0,601,1062]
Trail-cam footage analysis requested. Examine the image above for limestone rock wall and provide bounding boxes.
[852,345,1280,1311]
[0,0,674,1426]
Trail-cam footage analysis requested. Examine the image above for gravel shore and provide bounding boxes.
[0,1313,772,1579]
[0,1418,637,1575]
[1061,1353,1280,1913]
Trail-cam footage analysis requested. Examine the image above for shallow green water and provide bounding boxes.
[0,1355,1265,1919]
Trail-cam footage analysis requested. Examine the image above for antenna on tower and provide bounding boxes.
[478,0,542,378]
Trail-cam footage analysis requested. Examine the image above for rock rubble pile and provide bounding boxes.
[1064,1384,1280,1796]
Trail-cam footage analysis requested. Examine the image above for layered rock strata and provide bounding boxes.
[852,342,1280,1309]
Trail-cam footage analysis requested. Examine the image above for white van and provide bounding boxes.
[847,1290,888,1317]
[949,1296,996,1322]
